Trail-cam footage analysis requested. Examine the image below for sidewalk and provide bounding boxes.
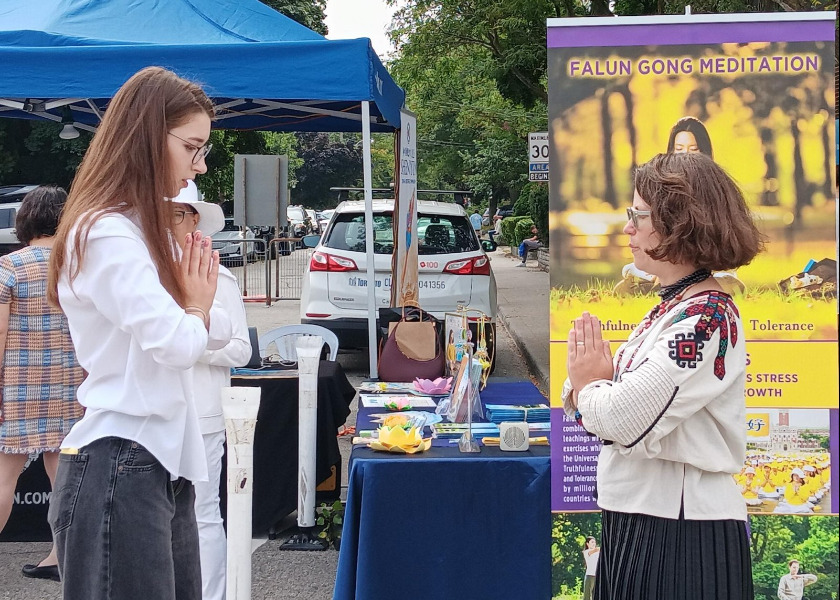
[490,247,550,392]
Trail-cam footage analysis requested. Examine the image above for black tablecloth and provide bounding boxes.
[226,360,356,534]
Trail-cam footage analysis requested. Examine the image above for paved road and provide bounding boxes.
[0,266,541,600]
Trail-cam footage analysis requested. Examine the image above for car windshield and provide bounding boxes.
[324,212,479,255]
[221,220,239,232]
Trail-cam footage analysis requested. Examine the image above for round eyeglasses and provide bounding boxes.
[173,208,198,225]
[168,132,212,164]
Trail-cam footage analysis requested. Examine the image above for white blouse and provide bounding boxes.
[564,291,747,521]
[193,265,252,434]
[58,213,231,482]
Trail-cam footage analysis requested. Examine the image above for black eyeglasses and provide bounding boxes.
[168,132,212,164]
[173,208,198,225]
[626,207,651,228]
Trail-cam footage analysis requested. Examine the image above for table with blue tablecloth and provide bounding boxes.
[334,379,550,600]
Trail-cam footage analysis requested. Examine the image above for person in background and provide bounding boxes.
[169,181,252,600]
[666,116,714,158]
[777,559,817,600]
[47,66,230,600]
[565,152,764,599]
[469,209,483,238]
[516,224,542,266]
[581,536,600,600]
[0,186,85,582]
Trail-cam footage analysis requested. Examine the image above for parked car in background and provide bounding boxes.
[317,209,335,233]
[211,218,257,265]
[305,209,320,234]
[0,184,39,204]
[301,199,498,368]
[287,205,311,237]
[0,201,24,255]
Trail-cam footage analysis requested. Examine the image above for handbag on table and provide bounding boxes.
[377,307,445,382]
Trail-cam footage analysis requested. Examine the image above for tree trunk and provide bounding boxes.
[600,91,616,208]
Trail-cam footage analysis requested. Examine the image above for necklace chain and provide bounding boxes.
[658,268,712,302]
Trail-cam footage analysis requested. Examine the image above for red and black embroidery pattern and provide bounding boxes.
[671,291,739,380]
[667,333,704,368]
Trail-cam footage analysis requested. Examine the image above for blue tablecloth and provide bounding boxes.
[334,380,550,600]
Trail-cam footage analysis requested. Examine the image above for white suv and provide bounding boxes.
[300,199,497,364]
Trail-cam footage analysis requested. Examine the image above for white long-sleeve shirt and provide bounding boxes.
[194,265,252,434]
[58,213,231,482]
[564,291,747,521]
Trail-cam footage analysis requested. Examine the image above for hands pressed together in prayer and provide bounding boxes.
[567,312,614,407]
[180,230,219,329]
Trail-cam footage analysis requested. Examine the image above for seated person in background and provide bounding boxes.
[517,225,542,266]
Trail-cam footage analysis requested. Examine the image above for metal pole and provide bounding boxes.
[222,386,261,600]
[362,101,378,378]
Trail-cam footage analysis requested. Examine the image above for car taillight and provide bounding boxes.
[309,251,358,272]
[443,256,491,275]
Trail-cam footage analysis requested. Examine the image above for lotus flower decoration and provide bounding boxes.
[369,425,431,454]
[413,376,452,394]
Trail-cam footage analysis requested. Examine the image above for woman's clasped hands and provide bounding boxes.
[567,312,614,404]
[180,230,219,329]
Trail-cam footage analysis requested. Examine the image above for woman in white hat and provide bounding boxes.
[169,181,251,600]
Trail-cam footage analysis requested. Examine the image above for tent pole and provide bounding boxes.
[362,101,378,378]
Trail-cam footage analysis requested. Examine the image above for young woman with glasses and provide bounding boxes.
[564,152,764,600]
[47,66,230,600]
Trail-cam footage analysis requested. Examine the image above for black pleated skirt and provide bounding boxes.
[595,510,754,600]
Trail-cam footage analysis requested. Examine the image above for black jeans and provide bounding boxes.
[48,437,201,600]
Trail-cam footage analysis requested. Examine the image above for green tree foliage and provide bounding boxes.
[259,0,327,35]
[0,120,89,188]
[292,133,364,208]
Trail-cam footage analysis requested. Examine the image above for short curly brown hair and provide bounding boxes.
[15,185,67,245]
[634,153,765,271]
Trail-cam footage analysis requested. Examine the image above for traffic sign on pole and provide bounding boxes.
[528,132,549,182]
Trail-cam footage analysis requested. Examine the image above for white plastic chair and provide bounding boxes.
[258,324,339,362]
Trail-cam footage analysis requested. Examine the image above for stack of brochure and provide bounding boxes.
[484,404,550,424]
[431,423,500,440]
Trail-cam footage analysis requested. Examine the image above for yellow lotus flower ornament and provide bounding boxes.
[369,425,431,454]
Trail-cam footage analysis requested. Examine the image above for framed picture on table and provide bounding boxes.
[448,351,472,422]
[444,312,471,377]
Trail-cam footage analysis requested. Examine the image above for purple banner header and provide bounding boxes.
[548,20,834,48]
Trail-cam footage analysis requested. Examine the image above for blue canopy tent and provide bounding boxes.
[0,0,405,375]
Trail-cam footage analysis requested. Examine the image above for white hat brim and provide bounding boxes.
[169,181,225,236]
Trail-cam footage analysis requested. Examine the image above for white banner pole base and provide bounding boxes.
[279,336,328,551]
[222,386,261,600]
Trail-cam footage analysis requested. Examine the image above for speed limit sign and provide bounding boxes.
[528,132,549,181]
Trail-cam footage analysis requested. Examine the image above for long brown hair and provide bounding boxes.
[48,67,214,308]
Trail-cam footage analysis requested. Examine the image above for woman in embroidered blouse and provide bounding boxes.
[46,67,228,600]
[565,152,764,599]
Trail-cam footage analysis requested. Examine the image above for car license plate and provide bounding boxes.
[418,280,446,290]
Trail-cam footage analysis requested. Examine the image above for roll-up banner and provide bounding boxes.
[547,12,837,598]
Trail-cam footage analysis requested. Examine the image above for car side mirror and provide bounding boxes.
[481,239,497,253]
[301,234,321,248]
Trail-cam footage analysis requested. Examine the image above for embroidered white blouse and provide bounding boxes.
[58,213,232,482]
[564,291,748,521]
